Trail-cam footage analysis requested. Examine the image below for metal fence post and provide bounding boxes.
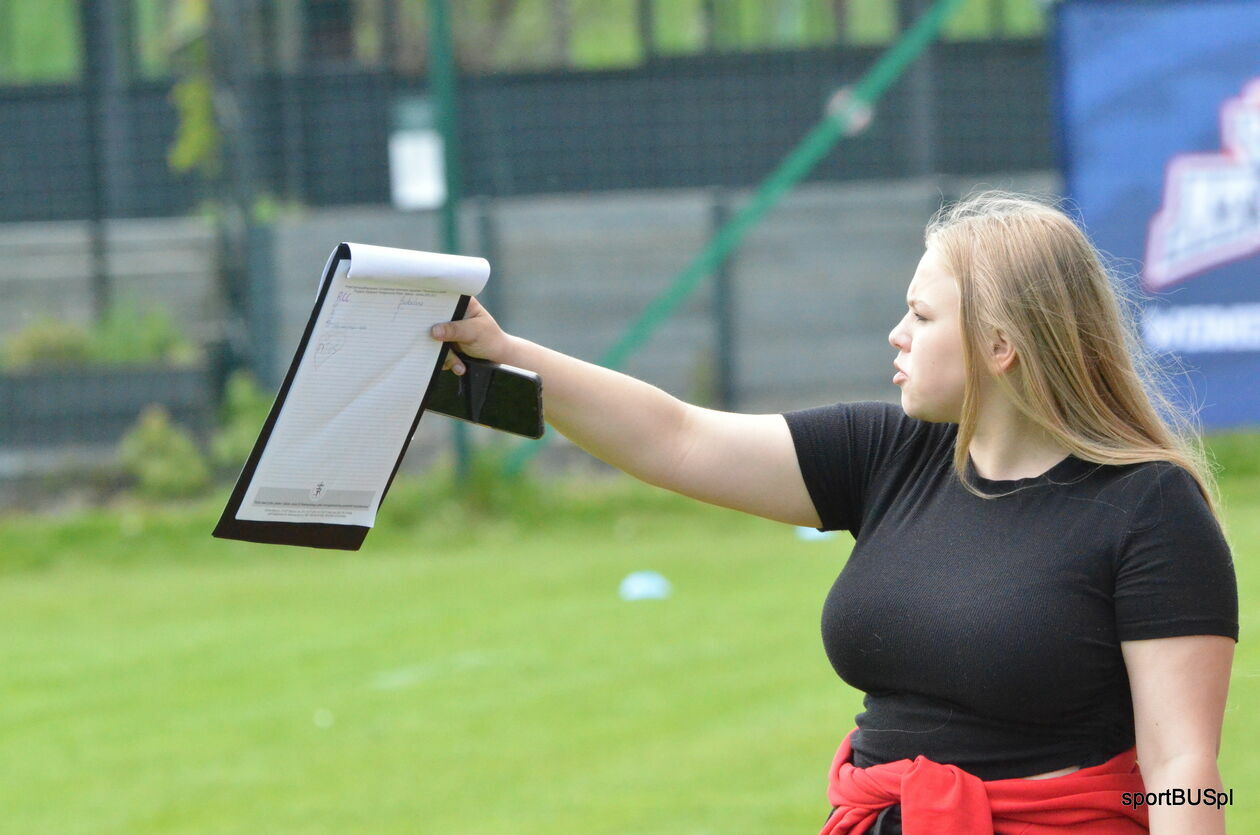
[429,0,472,482]
[245,221,278,390]
[899,0,937,177]
[78,0,132,321]
[475,196,502,319]
[710,187,736,410]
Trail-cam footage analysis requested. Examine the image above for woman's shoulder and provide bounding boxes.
[789,399,953,440]
[1085,458,1212,534]
[1094,456,1195,489]
[782,401,956,506]
[788,399,955,466]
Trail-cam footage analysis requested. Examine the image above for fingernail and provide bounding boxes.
[432,325,446,338]
[454,363,465,375]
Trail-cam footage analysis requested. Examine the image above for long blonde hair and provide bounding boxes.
[926,191,1223,526]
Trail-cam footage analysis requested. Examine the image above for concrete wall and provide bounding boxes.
[264,172,1060,470]
[0,218,220,340]
[0,172,1060,477]
[269,173,1060,411]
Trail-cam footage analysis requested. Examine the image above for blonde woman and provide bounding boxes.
[429,192,1237,834]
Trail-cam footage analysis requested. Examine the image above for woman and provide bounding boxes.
[428,192,1238,834]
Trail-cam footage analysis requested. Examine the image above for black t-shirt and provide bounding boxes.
[783,400,1239,781]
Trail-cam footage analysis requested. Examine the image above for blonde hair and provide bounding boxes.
[925,190,1223,526]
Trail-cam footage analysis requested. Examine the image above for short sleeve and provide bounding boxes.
[781,400,925,534]
[1114,464,1239,642]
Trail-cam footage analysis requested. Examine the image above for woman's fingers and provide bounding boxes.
[430,321,469,347]
[430,297,505,374]
[433,321,470,376]
[441,352,464,374]
[430,313,486,350]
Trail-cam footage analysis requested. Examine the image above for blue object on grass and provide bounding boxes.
[619,571,672,601]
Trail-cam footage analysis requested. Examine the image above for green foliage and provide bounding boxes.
[0,0,1054,102]
[1,0,1049,91]
[461,442,547,514]
[0,318,93,368]
[250,192,304,223]
[0,0,80,83]
[845,0,899,44]
[89,302,201,366]
[567,0,642,69]
[652,0,707,54]
[117,405,211,500]
[1,304,199,371]
[943,0,1046,41]
[708,0,837,50]
[210,371,274,473]
[376,443,548,534]
[168,73,220,177]
[164,0,220,179]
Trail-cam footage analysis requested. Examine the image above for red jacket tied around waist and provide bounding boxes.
[821,729,1150,835]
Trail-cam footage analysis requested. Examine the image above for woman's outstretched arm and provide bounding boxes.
[431,297,821,528]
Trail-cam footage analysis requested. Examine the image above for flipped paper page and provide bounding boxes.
[236,243,489,527]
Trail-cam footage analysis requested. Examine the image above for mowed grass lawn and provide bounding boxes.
[2,468,1258,834]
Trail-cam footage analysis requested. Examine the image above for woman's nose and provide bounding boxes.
[889,320,906,350]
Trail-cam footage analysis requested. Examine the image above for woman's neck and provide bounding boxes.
[968,397,1069,481]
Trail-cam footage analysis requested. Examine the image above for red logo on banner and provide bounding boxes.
[1145,79,1260,291]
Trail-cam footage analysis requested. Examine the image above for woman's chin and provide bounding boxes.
[900,395,945,423]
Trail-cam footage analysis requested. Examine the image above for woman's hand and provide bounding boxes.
[430,297,514,375]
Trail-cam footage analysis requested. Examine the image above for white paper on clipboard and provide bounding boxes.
[235,243,489,527]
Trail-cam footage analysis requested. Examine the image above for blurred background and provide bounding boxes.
[2,1,1256,832]
[0,0,1058,496]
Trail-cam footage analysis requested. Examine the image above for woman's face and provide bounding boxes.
[888,247,967,422]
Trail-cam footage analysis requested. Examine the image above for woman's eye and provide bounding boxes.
[913,314,928,322]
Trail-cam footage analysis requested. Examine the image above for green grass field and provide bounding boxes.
[2,468,1256,833]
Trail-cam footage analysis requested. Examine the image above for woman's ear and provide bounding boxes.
[988,330,1018,375]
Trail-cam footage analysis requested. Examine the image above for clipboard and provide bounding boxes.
[213,242,490,551]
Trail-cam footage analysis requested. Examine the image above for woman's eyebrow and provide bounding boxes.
[907,298,933,311]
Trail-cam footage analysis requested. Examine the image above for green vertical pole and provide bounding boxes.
[428,0,471,482]
[500,0,965,477]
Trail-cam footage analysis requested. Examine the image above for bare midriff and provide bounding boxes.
[1022,764,1082,780]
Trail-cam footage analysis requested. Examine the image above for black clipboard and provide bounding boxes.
[212,243,473,551]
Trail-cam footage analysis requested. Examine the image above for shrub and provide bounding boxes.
[375,442,547,533]
[0,303,199,371]
[89,302,201,366]
[210,370,275,473]
[118,405,211,499]
[459,442,547,516]
[1,318,93,369]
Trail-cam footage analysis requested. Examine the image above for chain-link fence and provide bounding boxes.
[0,0,1057,490]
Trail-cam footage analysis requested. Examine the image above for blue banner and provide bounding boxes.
[1055,0,1260,429]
